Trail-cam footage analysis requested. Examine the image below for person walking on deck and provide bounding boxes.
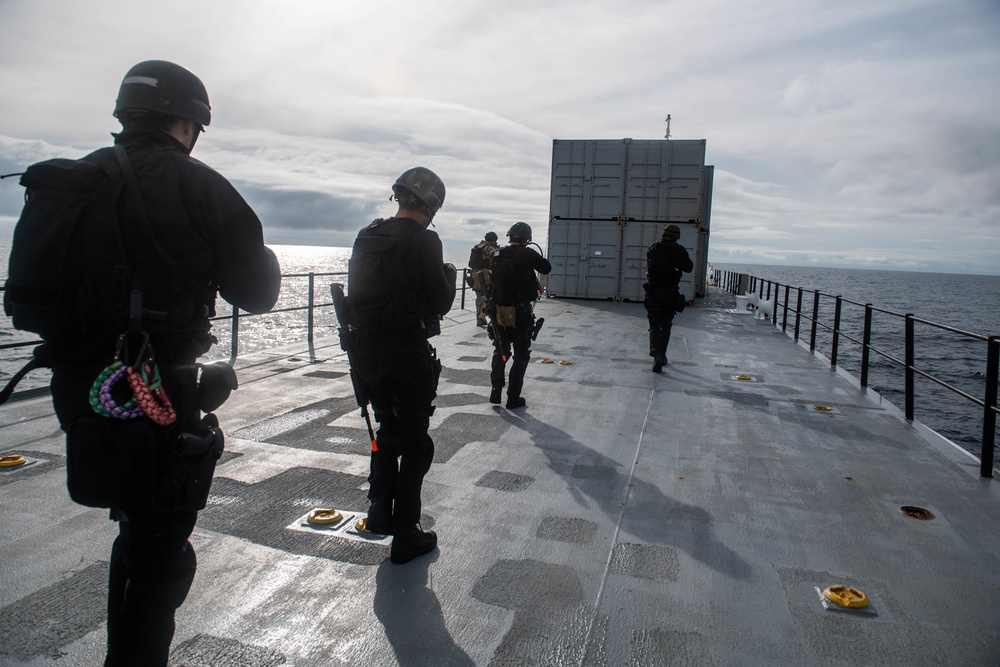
[487,222,551,409]
[346,167,456,564]
[644,224,693,372]
[468,231,499,326]
[7,60,281,666]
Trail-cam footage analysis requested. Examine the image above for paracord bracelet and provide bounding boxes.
[99,364,145,420]
[127,364,176,426]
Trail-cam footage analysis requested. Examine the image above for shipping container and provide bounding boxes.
[545,138,713,301]
[549,138,707,223]
[546,220,702,302]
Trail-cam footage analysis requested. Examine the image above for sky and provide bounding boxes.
[1,0,998,275]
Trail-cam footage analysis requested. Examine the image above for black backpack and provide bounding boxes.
[468,242,490,270]
[488,246,536,307]
[4,146,206,342]
[347,218,428,333]
[4,153,130,339]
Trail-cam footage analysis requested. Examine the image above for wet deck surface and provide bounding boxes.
[1,287,998,666]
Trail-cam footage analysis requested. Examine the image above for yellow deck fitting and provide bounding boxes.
[356,517,370,532]
[539,358,554,364]
[559,360,573,365]
[736,374,752,380]
[563,309,573,313]
[813,404,832,411]
[899,505,935,520]
[823,585,869,608]
[0,455,27,467]
[307,509,343,525]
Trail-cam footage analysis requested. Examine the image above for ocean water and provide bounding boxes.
[0,240,467,393]
[2,237,997,459]
[714,263,1000,460]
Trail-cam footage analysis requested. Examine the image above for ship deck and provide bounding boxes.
[1,287,998,666]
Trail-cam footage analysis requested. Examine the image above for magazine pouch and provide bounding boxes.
[495,305,517,328]
[66,413,224,513]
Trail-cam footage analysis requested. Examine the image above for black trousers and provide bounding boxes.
[51,364,201,667]
[644,284,679,360]
[105,510,197,666]
[490,308,534,399]
[354,334,439,529]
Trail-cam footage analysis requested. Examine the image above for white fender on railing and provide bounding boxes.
[756,298,775,320]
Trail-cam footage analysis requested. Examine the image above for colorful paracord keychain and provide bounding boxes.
[88,332,176,425]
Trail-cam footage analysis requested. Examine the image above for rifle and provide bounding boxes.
[331,283,377,453]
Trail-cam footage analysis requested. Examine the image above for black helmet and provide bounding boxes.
[663,224,681,240]
[114,60,211,126]
[485,231,498,243]
[392,167,446,214]
[506,221,532,242]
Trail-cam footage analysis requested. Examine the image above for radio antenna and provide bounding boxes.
[664,114,672,139]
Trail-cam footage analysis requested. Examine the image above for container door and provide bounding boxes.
[624,140,706,222]
[550,140,628,221]
[583,221,620,299]
[620,222,661,301]
[546,219,583,298]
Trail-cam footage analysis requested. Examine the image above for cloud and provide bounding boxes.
[1,0,998,274]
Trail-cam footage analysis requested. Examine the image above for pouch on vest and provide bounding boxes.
[66,413,224,513]
[495,305,517,328]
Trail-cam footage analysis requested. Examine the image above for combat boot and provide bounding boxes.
[490,386,503,404]
[390,525,438,564]
[652,354,665,373]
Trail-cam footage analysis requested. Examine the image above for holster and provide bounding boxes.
[66,412,225,513]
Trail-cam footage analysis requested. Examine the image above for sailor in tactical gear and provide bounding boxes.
[468,231,499,326]
[24,60,281,666]
[644,224,693,372]
[346,166,456,564]
[487,221,551,409]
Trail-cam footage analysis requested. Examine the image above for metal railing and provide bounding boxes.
[1,269,474,395]
[715,269,999,478]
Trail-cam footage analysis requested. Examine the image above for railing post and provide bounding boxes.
[831,296,842,368]
[772,282,780,324]
[781,285,790,332]
[905,314,915,421]
[230,304,240,362]
[461,268,468,310]
[860,304,872,388]
[981,336,999,478]
[794,288,803,342]
[809,291,820,352]
[307,273,315,343]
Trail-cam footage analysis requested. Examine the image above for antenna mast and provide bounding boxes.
[664,114,671,139]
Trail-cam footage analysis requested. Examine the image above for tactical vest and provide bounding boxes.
[488,245,538,307]
[347,218,429,333]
